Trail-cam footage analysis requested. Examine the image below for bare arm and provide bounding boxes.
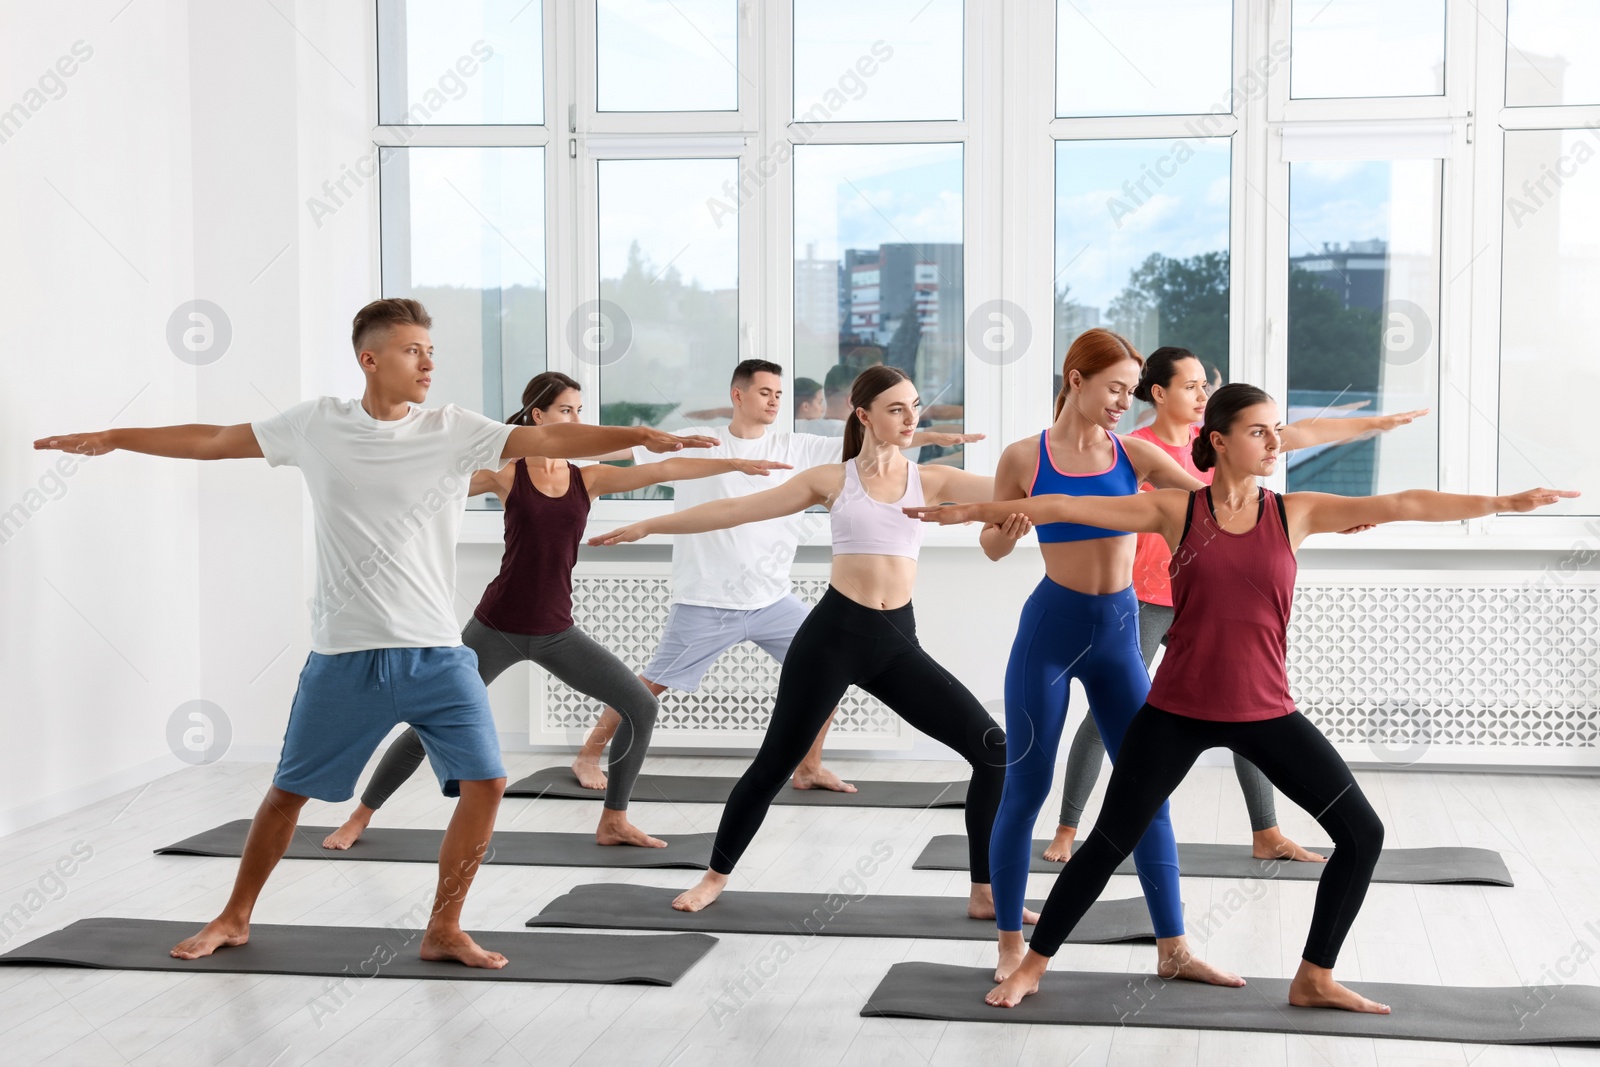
[580,457,792,498]
[1287,487,1578,546]
[917,464,993,504]
[908,489,1187,539]
[34,424,263,461]
[1119,435,1205,491]
[589,465,836,545]
[909,429,984,448]
[503,424,717,461]
[469,464,513,503]
[978,441,1036,562]
[1279,407,1429,452]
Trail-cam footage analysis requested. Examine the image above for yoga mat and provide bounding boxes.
[527,882,1160,944]
[157,820,713,870]
[506,766,967,808]
[860,962,1600,1046]
[0,917,716,985]
[912,835,1513,886]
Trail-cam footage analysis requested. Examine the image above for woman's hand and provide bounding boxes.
[1499,487,1580,513]
[639,430,720,454]
[588,522,651,546]
[728,459,794,476]
[1373,407,1429,431]
[34,431,115,456]
[903,503,979,525]
[987,512,1033,540]
[917,431,986,447]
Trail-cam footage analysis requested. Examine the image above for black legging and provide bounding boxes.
[708,586,1008,880]
[1030,705,1383,968]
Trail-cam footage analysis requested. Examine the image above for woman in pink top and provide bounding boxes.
[1046,345,1427,866]
[912,382,1574,1012]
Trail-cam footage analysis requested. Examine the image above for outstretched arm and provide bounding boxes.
[978,441,1036,561]
[589,465,835,544]
[503,424,717,461]
[908,488,1187,540]
[909,429,984,449]
[34,424,263,461]
[917,464,993,504]
[581,457,793,498]
[1288,487,1577,545]
[1120,435,1205,491]
[1279,408,1429,452]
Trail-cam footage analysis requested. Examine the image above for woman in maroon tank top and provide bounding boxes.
[911,383,1575,1015]
[321,373,791,853]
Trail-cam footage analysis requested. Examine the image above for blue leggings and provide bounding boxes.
[990,578,1184,938]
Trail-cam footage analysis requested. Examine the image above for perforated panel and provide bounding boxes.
[1288,583,1600,749]
[540,575,903,744]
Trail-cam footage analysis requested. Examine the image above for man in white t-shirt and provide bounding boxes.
[34,298,710,969]
[572,360,978,792]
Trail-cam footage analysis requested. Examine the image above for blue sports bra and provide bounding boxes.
[1030,428,1139,543]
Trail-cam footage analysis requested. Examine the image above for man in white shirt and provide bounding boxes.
[573,360,978,792]
[34,298,710,969]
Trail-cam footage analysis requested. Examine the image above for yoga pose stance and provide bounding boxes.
[35,300,712,967]
[1046,346,1426,865]
[911,382,1575,1012]
[571,359,979,796]
[321,372,791,852]
[592,367,1016,920]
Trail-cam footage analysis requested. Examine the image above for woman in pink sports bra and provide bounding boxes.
[1048,345,1428,867]
[592,366,1021,919]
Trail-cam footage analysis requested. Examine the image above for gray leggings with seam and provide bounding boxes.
[360,618,658,813]
[1057,601,1280,831]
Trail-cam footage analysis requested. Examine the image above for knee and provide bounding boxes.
[462,776,507,802]
[974,725,1009,773]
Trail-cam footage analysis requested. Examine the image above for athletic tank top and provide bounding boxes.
[829,458,925,559]
[1146,487,1297,722]
[473,460,590,636]
[1030,428,1139,543]
[1130,424,1206,607]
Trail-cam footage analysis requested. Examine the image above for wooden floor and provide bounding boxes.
[4,751,1600,1066]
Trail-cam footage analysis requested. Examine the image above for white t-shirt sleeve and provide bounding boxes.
[448,405,516,472]
[250,399,320,469]
[630,426,716,471]
[797,432,844,469]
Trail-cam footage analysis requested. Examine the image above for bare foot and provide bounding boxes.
[1252,829,1326,863]
[987,953,1047,1007]
[170,916,249,959]
[596,814,667,848]
[672,872,728,912]
[1041,825,1078,863]
[419,927,508,970]
[321,810,371,850]
[791,765,857,793]
[1155,937,1246,986]
[571,755,608,791]
[1289,961,1390,1013]
[994,930,1028,982]
[966,885,1039,925]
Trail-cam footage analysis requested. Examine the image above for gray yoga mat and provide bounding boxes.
[156,820,713,869]
[912,835,1513,886]
[860,962,1600,1046]
[527,882,1160,944]
[506,766,967,808]
[0,917,717,985]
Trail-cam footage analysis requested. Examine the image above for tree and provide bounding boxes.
[1285,267,1383,394]
[1106,251,1230,368]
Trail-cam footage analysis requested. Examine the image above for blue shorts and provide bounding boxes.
[274,646,505,802]
[642,594,811,692]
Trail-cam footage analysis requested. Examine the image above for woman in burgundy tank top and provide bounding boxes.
[321,373,791,853]
[911,383,1575,1015]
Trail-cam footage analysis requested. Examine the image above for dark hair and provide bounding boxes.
[731,359,783,390]
[1201,358,1224,385]
[793,376,823,399]
[1193,382,1272,472]
[1054,328,1142,419]
[1133,346,1200,404]
[823,362,856,397]
[352,298,431,354]
[842,366,913,461]
[508,371,581,426]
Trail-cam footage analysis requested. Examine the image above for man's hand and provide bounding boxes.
[34,432,115,456]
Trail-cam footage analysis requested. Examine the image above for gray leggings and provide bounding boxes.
[1057,601,1280,832]
[360,618,659,813]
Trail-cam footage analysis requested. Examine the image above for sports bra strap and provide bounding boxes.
[1273,490,1287,533]
[1181,489,1198,545]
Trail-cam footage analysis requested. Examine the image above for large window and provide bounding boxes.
[369,0,1592,538]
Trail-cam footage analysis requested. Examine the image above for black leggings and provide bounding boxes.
[708,587,1007,880]
[1030,705,1383,969]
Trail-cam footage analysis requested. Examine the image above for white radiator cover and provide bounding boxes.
[532,565,1600,767]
